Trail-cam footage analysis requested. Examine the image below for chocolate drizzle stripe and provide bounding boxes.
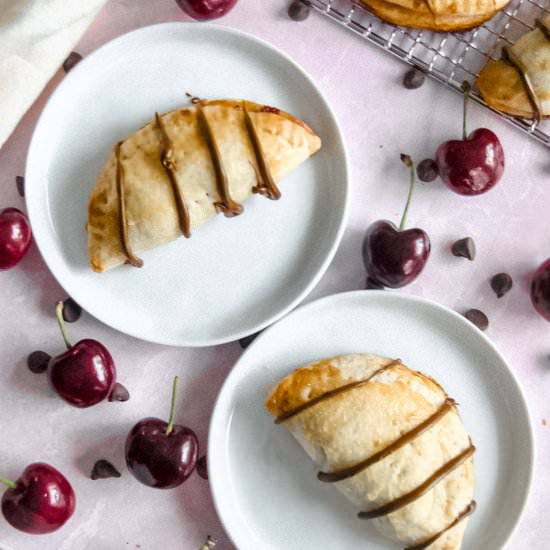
[536,18,550,43]
[196,104,243,217]
[115,142,143,268]
[404,500,476,550]
[242,102,281,200]
[318,398,456,483]
[358,444,475,520]
[155,113,191,238]
[275,359,402,424]
[502,46,542,123]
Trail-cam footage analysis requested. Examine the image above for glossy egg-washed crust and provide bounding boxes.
[266,354,474,550]
[87,99,321,272]
[477,14,550,118]
[360,0,508,31]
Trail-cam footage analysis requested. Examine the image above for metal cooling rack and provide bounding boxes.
[308,0,550,147]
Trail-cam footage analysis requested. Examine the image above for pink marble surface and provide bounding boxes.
[0,0,548,548]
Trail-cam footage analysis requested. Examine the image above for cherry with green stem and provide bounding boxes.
[362,154,431,289]
[125,376,199,489]
[436,80,505,196]
[48,301,118,407]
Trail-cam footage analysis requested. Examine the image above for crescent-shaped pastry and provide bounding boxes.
[266,354,475,549]
[477,15,550,120]
[87,99,321,272]
[360,0,508,31]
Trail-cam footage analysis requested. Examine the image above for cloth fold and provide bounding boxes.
[0,0,107,150]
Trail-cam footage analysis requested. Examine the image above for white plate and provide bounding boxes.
[209,291,534,550]
[25,24,348,347]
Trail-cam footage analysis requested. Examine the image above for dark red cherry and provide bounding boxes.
[125,377,199,489]
[48,302,116,407]
[175,0,238,20]
[435,82,504,196]
[531,258,550,321]
[0,208,32,270]
[362,155,431,288]
[1,463,75,534]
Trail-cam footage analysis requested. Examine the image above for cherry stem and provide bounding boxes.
[399,154,416,232]
[166,376,179,436]
[461,80,470,140]
[55,302,72,349]
[0,477,17,490]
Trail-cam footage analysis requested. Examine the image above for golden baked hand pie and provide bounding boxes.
[87,99,321,272]
[266,354,475,550]
[360,0,508,31]
[477,16,550,120]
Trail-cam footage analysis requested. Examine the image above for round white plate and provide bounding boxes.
[25,24,348,347]
[209,291,534,550]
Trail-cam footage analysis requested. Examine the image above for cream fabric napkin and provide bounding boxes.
[0,0,107,149]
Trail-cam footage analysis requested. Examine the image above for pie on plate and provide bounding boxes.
[266,353,475,550]
[87,99,321,272]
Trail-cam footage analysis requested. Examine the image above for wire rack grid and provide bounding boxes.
[308,0,550,147]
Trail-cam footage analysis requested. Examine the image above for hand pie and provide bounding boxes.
[87,99,321,272]
[477,16,550,120]
[360,0,508,31]
[266,354,475,550]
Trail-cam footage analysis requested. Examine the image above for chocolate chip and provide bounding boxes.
[403,68,425,89]
[108,382,130,402]
[239,332,260,349]
[62,297,82,323]
[90,459,121,480]
[490,273,513,298]
[15,176,24,197]
[62,52,82,73]
[197,455,208,480]
[27,351,51,374]
[288,0,310,21]
[451,237,476,261]
[464,309,489,331]
[366,276,385,290]
[416,159,439,182]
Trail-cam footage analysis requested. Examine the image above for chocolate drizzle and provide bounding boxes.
[115,142,143,268]
[318,398,456,483]
[404,501,476,550]
[536,18,550,43]
[155,113,191,238]
[358,444,475,520]
[243,102,281,200]
[197,104,243,217]
[502,46,542,123]
[274,359,402,424]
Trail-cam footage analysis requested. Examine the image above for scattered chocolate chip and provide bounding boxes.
[62,297,82,323]
[464,309,489,331]
[27,351,51,374]
[239,332,260,349]
[490,272,513,298]
[403,68,425,89]
[366,276,385,290]
[197,455,208,480]
[288,0,310,21]
[108,382,130,402]
[15,176,25,197]
[90,459,121,480]
[416,159,439,182]
[451,237,476,261]
[62,51,83,73]
[543,418,547,426]
[200,536,216,550]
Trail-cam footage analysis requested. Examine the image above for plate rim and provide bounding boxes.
[24,22,350,347]
[208,289,535,549]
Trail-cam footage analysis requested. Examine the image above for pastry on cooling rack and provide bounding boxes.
[360,0,509,32]
[266,354,476,549]
[477,15,550,120]
[87,99,321,272]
